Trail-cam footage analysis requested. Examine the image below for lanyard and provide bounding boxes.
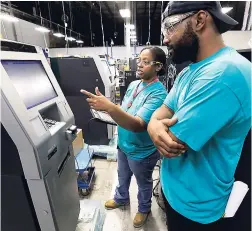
[127,77,159,109]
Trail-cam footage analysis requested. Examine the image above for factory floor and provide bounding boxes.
[79,157,168,231]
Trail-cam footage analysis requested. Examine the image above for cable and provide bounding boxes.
[160,1,164,45]
[36,2,48,48]
[62,1,69,52]
[99,1,105,48]
[89,5,93,46]
[147,1,151,44]
[37,1,42,25]
[48,2,52,29]
[69,1,73,30]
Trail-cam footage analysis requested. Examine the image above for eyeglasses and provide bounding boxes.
[161,11,196,38]
[136,58,161,66]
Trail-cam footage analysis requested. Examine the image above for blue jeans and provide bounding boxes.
[114,149,160,213]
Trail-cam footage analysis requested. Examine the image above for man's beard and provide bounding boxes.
[168,22,199,64]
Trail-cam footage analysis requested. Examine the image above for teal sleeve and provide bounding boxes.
[136,92,167,124]
[169,80,240,151]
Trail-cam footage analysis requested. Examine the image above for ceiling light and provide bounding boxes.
[120,9,130,18]
[125,24,135,30]
[76,39,84,43]
[66,36,76,41]
[222,7,233,14]
[130,35,137,39]
[130,31,136,35]
[53,32,64,38]
[0,13,19,22]
[35,27,50,33]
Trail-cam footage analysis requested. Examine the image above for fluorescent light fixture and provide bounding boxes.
[130,35,137,39]
[125,24,135,30]
[35,27,50,33]
[53,32,64,38]
[130,31,136,35]
[222,7,233,14]
[66,36,76,41]
[76,39,84,43]
[0,13,19,22]
[120,9,130,18]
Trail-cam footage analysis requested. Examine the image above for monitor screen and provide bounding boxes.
[2,60,57,109]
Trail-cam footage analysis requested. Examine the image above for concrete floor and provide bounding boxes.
[78,158,168,231]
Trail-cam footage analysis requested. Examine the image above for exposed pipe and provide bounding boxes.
[242,1,250,31]
[246,2,252,30]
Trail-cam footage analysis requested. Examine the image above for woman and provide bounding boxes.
[81,47,183,228]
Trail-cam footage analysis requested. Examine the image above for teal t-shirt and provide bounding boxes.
[118,80,167,160]
[161,47,251,224]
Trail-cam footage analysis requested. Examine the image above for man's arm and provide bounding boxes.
[148,104,186,157]
[151,105,186,146]
[158,78,241,152]
[151,104,175,120]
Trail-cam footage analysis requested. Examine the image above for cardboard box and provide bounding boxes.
[72,129,84,156]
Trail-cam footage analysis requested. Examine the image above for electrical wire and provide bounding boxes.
[160,1,164,45]
[37,1,42,25]
[48,2,52,29]
[89,4,93,46]
[37,1,48,48]
[62,1,69,52]
[69,1,73,30]
[99,1,105,48]
[147,1,151,44]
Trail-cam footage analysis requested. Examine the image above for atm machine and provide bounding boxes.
[1,40,80,231]
[50,56,116,145]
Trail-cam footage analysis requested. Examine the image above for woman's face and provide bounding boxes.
[136,49,159,81]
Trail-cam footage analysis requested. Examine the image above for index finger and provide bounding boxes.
[80,89,96,98]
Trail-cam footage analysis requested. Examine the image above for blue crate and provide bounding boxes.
[75,148,94,170]
[75,148,95,192]
[77,166,95,190]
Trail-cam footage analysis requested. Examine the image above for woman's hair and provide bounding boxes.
[140,46,167,76]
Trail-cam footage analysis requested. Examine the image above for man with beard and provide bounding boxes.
[147,2,251,231]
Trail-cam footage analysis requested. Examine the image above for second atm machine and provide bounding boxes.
[50,56,116,145]
[1,40,80,231]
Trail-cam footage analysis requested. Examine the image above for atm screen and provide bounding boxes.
[2,60,57,109]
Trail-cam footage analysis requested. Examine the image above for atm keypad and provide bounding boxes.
[43,118,57,129]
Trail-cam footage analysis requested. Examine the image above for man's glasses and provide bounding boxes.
[161,11,196,38]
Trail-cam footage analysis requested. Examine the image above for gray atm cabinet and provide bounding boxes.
[1,39,80,231]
